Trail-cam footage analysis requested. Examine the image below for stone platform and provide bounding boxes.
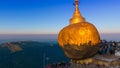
[71,54,120,68]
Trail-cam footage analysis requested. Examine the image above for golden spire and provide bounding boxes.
[70,0,86,24]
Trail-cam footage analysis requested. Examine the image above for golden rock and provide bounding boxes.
[58,0,100,60]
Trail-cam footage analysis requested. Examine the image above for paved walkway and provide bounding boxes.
[93,54,120,62]
[71,54,120,68]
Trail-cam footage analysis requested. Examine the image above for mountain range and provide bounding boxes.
[0,41,69,68]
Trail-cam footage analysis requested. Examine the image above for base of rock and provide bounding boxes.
[63,44,99,60]
[71,54,120,68]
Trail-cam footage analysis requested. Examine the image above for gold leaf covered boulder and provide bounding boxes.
[58,0,100,60]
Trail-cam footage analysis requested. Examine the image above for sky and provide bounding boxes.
[0,0,120,40]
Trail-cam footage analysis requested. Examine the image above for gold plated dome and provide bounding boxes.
[58,0,100,60]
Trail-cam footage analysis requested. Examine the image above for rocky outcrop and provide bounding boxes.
[1,42,23,53]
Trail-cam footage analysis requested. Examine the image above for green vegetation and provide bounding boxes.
[0,41,69,68]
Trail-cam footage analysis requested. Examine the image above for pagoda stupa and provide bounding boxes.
[58,0,100,60]
[57,0,120,67]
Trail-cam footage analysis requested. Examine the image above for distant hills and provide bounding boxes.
[0,41,69,68]
[100,33,120,41]
[0,34,120,43]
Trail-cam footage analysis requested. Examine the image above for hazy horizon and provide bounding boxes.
[0,33,120,43]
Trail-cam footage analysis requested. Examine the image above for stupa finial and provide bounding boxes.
[74,0,79,5]
[70,0,86,24]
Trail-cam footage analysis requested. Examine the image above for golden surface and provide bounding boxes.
[58,0,100,59]
[70,0,85,24]
[58,22,100,47]
[70,5,85,24]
